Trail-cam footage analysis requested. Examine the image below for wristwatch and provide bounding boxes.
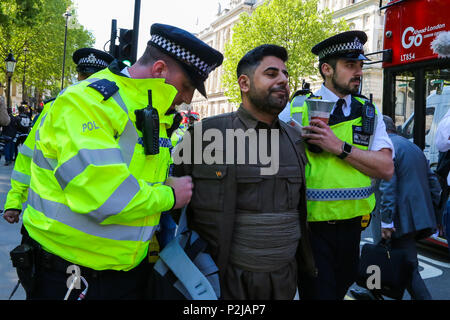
[337,142,353,159]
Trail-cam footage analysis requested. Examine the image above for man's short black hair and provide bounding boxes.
[237,44,288,79]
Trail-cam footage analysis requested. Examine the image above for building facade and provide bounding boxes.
[191,0,388,118]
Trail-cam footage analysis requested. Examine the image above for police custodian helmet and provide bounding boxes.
[312,30,370,61]
[148,23,224,98]
[72,48,114,74]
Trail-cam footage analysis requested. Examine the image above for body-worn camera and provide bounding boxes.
[361,102,375,135]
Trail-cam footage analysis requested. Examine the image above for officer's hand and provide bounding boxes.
[381,227,395,240]
[165,176,193,209]
[302,119,343,155]
[3,209,21,224]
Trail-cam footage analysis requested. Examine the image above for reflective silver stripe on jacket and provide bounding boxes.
[18,144,34,158]
[111,92,138,167]
[307,185,374,201]
[33,149,57,171]
[55,148,125,190]
[11,170,31,185]
[88,174,141,223]
[27,188,155,242]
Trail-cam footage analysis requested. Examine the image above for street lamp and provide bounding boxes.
[22,46,28,102]
[5,52,17,113]
[61,8,72,90]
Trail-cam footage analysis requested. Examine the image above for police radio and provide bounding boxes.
[361,94,375,135]
[135,90,160,155]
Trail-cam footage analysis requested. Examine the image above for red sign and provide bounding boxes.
[383,0,450,68]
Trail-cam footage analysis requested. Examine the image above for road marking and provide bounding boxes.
[419,261,443,279]
[418,254,450,269]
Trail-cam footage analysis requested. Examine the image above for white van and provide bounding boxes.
[399,86,450,167]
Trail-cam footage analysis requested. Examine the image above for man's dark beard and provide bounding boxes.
[332,73,360,96]
[248,84,288,115]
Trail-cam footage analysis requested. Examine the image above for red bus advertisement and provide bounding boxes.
[381,0,450,249]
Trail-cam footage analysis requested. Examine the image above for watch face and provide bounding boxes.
[343,142,352,153]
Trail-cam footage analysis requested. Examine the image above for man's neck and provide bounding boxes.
[241,101,276,125]
[128,63,152,79]
[323,80,346,99]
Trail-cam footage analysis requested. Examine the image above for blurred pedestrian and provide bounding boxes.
[1,109,18,166]
[174,44,316,299]
[353,115,441,300]
[434,108,450,253]
[0,95,11,126]
[285,31,395,300]
[380,115,440,299]
[17,105,32,134]
[10,24,222,300]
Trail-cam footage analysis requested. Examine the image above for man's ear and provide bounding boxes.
[151,60,169,78]
[238,74,251,93]
[321,62,333,78]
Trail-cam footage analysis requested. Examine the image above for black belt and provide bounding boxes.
[35,247,105,279]
[311,216,362,225]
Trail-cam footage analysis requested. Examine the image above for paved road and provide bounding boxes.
[347,225,450,300]
[0,162,26,300]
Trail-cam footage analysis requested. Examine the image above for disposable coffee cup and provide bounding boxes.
[305,99,335,126]
[304,98,335,153]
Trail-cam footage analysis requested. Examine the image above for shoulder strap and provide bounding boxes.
[87,79,119,101]
[43,97,56,105]
[158,236,218,300]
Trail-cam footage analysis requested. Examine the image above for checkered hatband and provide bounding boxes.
[150,35,216,79]
[78,54,109,68]
[318,37,364,60]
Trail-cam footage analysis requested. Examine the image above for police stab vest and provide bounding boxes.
[292,95,377,222]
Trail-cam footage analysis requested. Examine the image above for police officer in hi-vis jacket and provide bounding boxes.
[280,30,395,300]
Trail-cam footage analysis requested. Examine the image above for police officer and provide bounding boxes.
[72,47,115,81]
[3,48,114,225]
[285,31,395,300]
[10,24,223,300]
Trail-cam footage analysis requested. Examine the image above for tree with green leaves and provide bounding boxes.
[0,0,94,104]
[222,0,348,103]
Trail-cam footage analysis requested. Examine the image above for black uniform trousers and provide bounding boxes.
[298,217,362,300]
[20,227,150,300]
[29,256,150,300]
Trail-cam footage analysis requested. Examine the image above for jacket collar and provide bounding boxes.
[237,104,280,130]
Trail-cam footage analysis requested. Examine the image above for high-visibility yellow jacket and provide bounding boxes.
[4,100,53,211]
[23,64,178,271]
[292,95,377,222]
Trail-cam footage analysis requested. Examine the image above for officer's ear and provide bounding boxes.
[321,62,334,78]
[238,74,251,94]
[151,60,169,78]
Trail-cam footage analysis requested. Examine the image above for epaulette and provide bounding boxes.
[290,89,311,102]
[43,97,56,105]
[87,79,119,101]
[352,92,370,101]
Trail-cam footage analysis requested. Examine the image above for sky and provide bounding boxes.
[72,0,224,57]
